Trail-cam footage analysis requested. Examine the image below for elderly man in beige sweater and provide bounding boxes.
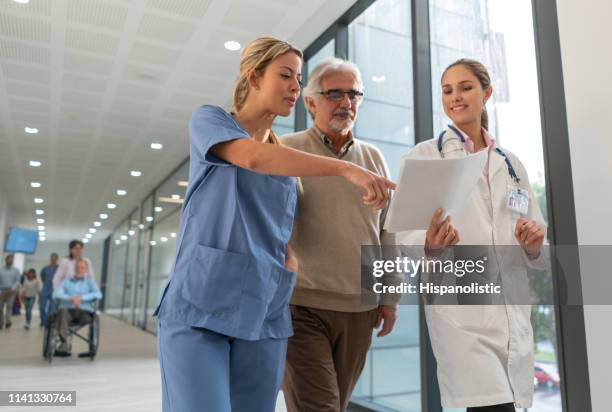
[281,57,401,412]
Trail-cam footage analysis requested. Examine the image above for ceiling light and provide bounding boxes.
[128,230,135,236]
[40,237,46,242]
[145,216,153,222]
[224,40,241,51]
[120,235,128,241]
[93,221,101,227]
[171,194,180,200]
[99,213,108,220]
[37,225,45,231]
[83,239,89,244]
[372,75,386,83]
[150,240,157,246]
[36,218,44,224]
[160,237,168,242]
[89,228,97,234]
[150,143,163,150]
[24,126,38,134]
[39,231,46,237]
[107,203,116,209]
[170,232,177,238]
[34,198,44,204]
[13,0,31,4]
[154,206,163,213]
[130,170,142,177]
[138,224,145,230]
[178,181,188,187]
[115,239,121,245]
[35,210,44,215]
[158,196,183,204]
[116,189,127,196]
[29,160,41,167]
[85,234,92,239]
[31,182,41,188]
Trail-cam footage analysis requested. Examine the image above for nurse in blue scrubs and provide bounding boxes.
[153,37,395,412]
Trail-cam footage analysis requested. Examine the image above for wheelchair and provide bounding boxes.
[42,300,100,363]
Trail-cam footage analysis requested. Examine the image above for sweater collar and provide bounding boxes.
[313,126,354,158]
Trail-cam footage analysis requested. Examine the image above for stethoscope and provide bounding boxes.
[437,125,521,184]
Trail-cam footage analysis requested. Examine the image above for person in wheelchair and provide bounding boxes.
[52,260,102,356]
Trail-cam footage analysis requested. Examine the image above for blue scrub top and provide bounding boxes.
[40,264,57,294]
[154,105,298,341]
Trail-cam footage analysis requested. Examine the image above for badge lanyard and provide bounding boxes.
[437,126,529,216]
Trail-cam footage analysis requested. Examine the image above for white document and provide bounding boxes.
[384,150,487,232]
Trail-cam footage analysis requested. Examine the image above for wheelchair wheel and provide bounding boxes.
[88,314,100,360]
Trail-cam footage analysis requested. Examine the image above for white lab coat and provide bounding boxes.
[398,130,547,408]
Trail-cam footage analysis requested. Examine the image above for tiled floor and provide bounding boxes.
[0,311,287,411]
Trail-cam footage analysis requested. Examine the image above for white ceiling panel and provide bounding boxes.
[146,0,213,20]
[2,63,51,84]
[0,0,356,243]
[66,0,129,32]
[9,98,51,114]
[128,41,182,66]
[65,27,121,56]
[63,51,114,75]
[136,12,197,44]
[5,81,50,99]
[0,0,52,16]
[0,39,50,65]
[0,12,52,42]
[221,1,285,34]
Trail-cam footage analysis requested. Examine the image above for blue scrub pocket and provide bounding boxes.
[265,267,297,321]
[181,244,251,314]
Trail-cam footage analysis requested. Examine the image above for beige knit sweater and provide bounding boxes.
[282,128,400,312]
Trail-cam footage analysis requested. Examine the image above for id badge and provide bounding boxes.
[507,188,529,216]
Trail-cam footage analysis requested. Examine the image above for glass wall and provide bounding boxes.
[106,219,129,317]
[103,161,188,333]
[306,39,335,129]
[346,1,420,411]
[120,210,139,322]
[147,210,180,333]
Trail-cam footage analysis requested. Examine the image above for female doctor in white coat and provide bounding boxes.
[399,59,547,411]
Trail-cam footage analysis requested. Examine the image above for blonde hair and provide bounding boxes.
[232,36,302,144]
[442,58,492,130]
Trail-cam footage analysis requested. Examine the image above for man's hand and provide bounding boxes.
[284,244,298,273]
[375,305,397,337]
[69,296,81,308]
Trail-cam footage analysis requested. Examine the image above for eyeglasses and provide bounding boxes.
[317,89,364,102]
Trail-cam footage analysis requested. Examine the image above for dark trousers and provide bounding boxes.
[468,403,516,412]
[56,308,92,346]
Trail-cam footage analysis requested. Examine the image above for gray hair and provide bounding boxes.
[302,57,364,102]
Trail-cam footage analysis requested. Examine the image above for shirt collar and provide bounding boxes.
[313,126,354,157]
[450,123,495,154]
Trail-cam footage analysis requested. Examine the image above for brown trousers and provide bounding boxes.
[283,305,378,412]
